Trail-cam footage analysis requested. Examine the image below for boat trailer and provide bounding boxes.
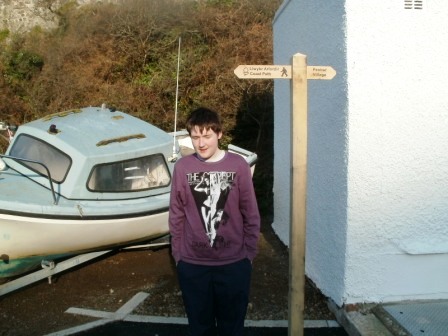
[0,240,170,297]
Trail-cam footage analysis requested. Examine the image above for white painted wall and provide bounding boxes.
[273,0,448,306]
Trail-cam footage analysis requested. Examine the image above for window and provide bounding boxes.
[9,134,71,183]
[88,154,171,192]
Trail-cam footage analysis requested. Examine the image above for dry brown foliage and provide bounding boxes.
[0,0,281,212]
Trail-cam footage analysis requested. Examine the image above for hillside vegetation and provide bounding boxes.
[0,0,282,213]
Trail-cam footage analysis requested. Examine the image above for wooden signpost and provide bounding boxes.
[234,65,292,79]
[235,54,336,336]
[233,64,335,80]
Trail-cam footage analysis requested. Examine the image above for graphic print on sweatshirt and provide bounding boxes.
[187,171,236,247]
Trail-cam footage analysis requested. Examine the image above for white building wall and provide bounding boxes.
[344,0,448,304]
[273,0,349,304]
[274,0,448,306]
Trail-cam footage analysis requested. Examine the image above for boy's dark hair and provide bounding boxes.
[185,107,222,135]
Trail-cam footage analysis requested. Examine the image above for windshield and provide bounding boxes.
[87,154,171,192]
[9,134,71,183]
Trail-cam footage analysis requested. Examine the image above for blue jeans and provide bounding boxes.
[177,259,252,336]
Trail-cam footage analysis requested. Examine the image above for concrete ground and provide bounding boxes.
[42,291,347,336]
[330,299,448,335]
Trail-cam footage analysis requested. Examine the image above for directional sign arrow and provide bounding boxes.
[234,65,336,80]
[234,65,292,79]
[306,66,336,80]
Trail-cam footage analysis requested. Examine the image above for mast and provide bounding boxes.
[170,36,182,162]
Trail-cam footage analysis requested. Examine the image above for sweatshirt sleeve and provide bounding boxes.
[239,162,261,261]
[168,164,184,264]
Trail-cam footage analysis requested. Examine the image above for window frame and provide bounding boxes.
[9,133,72,184]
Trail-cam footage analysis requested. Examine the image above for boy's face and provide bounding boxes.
[190,126,222,161]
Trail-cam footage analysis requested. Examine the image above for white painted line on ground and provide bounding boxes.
[125,314,189,325]
[65,307,113,319]
[304,320,341,328]
[245,319,340,328]
[113,291,149,320]
[45,292,149,336]
[326,320,341,327]
[45,319,113,336]
[46,291,341,335]
[113,314,339,329]
[245,319,288,327]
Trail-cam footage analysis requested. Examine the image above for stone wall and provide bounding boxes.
[0,0,115,33]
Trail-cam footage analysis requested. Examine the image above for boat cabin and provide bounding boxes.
[2,107,174,202]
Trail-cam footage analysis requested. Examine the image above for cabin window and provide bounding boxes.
[87,154,171,192]
[9,134,71,183]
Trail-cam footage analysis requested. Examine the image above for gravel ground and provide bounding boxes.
[0,219,335,336]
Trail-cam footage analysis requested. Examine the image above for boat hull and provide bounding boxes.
[0,211,169,278]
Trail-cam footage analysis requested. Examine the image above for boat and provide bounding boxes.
[0,106,257,281]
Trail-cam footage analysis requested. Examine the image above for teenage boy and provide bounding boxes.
[169,107,260,336]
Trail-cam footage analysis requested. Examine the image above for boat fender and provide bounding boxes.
[0,158,6,171]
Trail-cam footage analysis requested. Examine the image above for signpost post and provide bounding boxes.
[289,53,308,336]
[234,54,335,336]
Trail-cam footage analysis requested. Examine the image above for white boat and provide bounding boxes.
[0,106,257,280]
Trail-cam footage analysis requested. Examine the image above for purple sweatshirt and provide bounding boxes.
[168,151,260,266]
